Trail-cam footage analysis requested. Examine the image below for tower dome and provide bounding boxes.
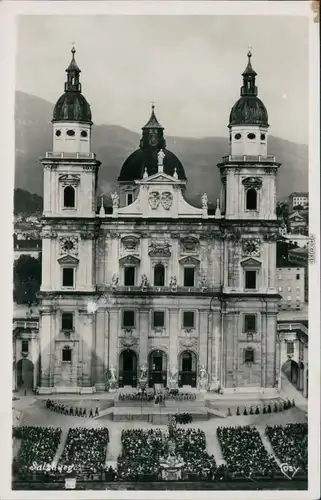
[117,105,187,182]
[229,51,269,128]
[52,47,92,124]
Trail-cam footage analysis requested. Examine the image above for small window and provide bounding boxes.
[234,133,242,140]
[124,266,135,286]
[123,310,135,328]
[62,268,74,287]
[126,193,133,206]
[278,286,283,292]
[247,133,256,140]
[184,267,195,287]
[55,130,61,137]
[278,275,282,280]
[63,186,75,208]
[21,340,29,353]
[154,264,165,286]
[296,274,300,280]
[62,346,72,362]
[244,314,256,333]
[287,342,294,355]
[245,270,256,289]
[66,129,75,137]
[80,130,88,138]
[246,188,257,210]
[61,312,73,331]
[287,295,291,301]
[153,311,165,328]
[287,286,291,292]
[183,311,195,328]
[260,133,266,141]
[244,348,254,363]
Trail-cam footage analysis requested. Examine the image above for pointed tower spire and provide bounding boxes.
[140,103,166,150]
[240,50,258,97]
[65,46,82,93]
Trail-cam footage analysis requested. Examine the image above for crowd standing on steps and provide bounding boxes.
[46,399,99,418]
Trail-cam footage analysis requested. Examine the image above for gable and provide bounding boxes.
[57,254,79,266]
[179,256,201,266]
[119,254,141,266]
[240,257,262,268]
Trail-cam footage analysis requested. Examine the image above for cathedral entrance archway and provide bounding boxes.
[148,350,167,387]
[179,350,197,387]
[17,359,34,391]
[282,359,299,387]
[119,350,137,387]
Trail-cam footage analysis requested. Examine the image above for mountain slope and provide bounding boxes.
[15,91,308,204]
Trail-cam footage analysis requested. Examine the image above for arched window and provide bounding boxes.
[246,188,257,210]
[154,264,165,286]
[64,186,75,208]
[62,346,72,362]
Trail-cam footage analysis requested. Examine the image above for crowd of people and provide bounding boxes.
[265,423,308,472]
[118,392,154,402]
[13,426,62,478]
[173,413,193,424]
[216,425,279,478]
[227,399,295,417]
[58,428,109,474]
[46,399,99,418]
[118,391,197,403]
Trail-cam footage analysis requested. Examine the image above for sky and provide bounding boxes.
[16,15,309,144]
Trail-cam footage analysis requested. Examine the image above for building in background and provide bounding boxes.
[276,265,305,310]
[288,191,309,211]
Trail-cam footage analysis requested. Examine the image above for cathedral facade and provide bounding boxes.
[37,48,281,394]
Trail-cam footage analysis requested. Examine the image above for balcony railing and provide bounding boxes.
[44,152,96,160]
[221,154,276,163]
[96,285,221,294]
[13,320,39,330]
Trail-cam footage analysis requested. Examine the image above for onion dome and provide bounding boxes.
[229,51,269,128]
[52,47,92,123]
[118,104,187,182]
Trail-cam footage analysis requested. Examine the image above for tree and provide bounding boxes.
[13,254,42,305]
[276,201,289,221]
[14,188,43,216]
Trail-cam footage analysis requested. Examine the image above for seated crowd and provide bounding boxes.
[58,428,109,474]
[265,423,308,473]
[12,426,62,478]
[217,425,279,478]
[174,413,193,424]
[46,399,99,418]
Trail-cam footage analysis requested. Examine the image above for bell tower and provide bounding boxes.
[219,51,280,221]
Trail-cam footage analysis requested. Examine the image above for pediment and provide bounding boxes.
[240,257,262,268]
[138,172,182,184]
[58,174,80,186]
[179,256,200,265]
[57,254,79,265]
[119,254,141,266]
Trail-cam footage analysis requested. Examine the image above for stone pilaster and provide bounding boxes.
[139,309,149,366]
[169,309,179,368]
[198,310,208,369]
[78,310,95,387]
[95,308,106,390]
[109,309,119,369]
[211,310,221,381]
[265,311,277,388]
[39,309,55,388]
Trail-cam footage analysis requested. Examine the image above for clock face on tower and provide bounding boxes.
[242,239,260,257]
[64,240,74,252]
[149,134,158,147]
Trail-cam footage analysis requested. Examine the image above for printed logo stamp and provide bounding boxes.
[280,463,300,480]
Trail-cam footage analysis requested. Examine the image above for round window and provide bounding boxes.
[234,133,242,140]
[55,130,61,137]
[81,130,88,138]
[66,130,75,137]
[260,133,266,141]
[247,133,256,140]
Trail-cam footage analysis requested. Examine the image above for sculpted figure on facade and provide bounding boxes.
[110,192,120,209]
[198,365,208,391]
[109,364,116,382]
[201,193,208,210]
[199,277,207,292]
[140,363,148,379]
[111,274,119,289]
[160,192,173,210]
[170,276,177,291]
[157,149,165,171]
[141,274,149,289]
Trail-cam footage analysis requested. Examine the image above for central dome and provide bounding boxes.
[118,147,186,182]
[118,105,187,182]
[53,92,92,123]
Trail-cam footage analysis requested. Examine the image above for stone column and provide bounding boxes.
[95,308,106,391]
[211,310,221,382]
[139,309,149,367]
[78,310,95,388]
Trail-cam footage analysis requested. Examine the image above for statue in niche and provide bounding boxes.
[158,149,165,170]
[109,365,116,382]
[199,277,207,292]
